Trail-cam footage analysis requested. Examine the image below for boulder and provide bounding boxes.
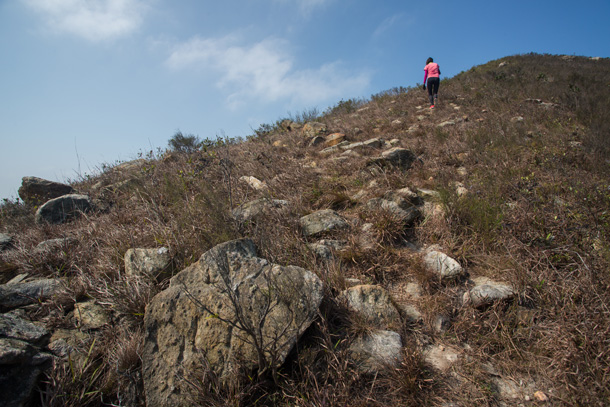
[280,120,302,132]
[308,136,326,147]
[319,141,350,156]
[0,312,49,345]
[34,194,93,224]
[366,197,421,225]
[302,122,327,138]
[424,250,464,280]
[464,277,515,308]
[74,300,111,329]
[348,330,403,373]
[342,138,384,151]
[18,176,74,205]
[437,120,456,128]
[341,285,400,328]
[300,209,349,237]
[124,247,172,280]
[0,234,13,252]
[418,189,441,200]
[369,148,416,169]
[239,176,268,191]
[142,239,324,407]
[47,329,89,360]
[112,159,147,174]
[356,223,376,250]
[307,239,347,262]
[232,198,289,223]
[0,313,52,407]
[0,278,64,310]
[0,261,19,285]
[34,237,78,255]
[423,344,461,372]
[324,133,346,147]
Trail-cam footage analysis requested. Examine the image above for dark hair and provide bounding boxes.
[426,57,434,64]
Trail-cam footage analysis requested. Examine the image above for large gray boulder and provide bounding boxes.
[300,209,349,237]
[142,239,324,407]
[0,313,52,407]
[34,194,93,224]
[0,278,64,310]
[18,176,74,205]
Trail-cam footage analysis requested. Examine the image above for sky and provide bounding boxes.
[1,0,610,200]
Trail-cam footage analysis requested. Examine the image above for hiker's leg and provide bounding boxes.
[427,79,434,105]
[432,78,440,104]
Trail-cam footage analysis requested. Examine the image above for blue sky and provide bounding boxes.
[1,0,609,200]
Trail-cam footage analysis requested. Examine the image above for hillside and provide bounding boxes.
[1,53,610,406]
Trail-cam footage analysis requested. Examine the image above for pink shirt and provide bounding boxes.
[424,62,440,83]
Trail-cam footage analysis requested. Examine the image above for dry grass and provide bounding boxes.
[2,53,610,406]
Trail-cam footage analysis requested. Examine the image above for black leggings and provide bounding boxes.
[427,77,440,105]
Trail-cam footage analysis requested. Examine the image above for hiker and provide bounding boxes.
[423,57,441,108]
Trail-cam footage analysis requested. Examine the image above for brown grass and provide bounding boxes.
[2,53,610,406]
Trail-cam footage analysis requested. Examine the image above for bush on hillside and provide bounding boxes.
[168,131,202,153]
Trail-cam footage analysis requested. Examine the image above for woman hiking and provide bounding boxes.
[423,57,441,108]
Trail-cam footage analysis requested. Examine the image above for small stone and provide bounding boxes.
[437,120,455,128]
[74,300,111,330]
[534,391,548,402]
[423,344,460,372]
[239,176,268,191]
[124,247,172,280]
[300,209,349,237]
[424,251,464,280]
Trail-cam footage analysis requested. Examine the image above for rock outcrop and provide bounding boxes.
[34,194,93,224]
[18,176,74,205]
[142,239,324,407]
[0,312,52,407]
[0,278,64,310]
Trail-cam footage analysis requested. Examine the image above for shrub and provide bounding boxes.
[168,131,202,153]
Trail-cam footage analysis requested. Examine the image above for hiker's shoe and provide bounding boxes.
[430,105,435,109]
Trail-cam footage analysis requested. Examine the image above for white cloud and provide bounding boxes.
[372,14,407,39]
[22,0,147,42]
[167,35,370,109]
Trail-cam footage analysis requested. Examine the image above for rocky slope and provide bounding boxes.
[1,53,610,406]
